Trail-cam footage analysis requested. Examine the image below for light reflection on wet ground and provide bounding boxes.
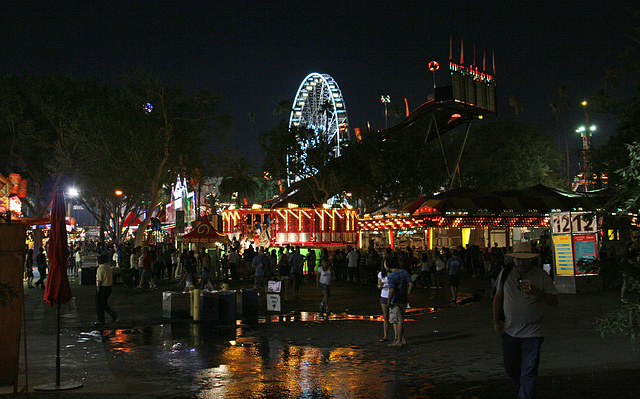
[95,323,388,398]
[85,296,480,398]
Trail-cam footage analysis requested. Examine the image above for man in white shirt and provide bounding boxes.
[96,255,118,326]
[346,246,359,282]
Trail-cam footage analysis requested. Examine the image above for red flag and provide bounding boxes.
[493,51,496,75]
[44,190,72,305]
[483,49,486,71]
[460,39,464,65]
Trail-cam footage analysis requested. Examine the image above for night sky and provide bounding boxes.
[1,2,638,163]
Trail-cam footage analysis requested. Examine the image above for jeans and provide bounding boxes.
[502,333,544,399]
[96,286,117,323]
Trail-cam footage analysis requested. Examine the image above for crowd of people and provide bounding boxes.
[24,236,627,398]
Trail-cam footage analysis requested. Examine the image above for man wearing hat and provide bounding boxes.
[493,241,558,399]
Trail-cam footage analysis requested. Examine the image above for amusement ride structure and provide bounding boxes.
[287,72,350,184]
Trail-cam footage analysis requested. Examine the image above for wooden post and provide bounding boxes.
[0,223,27,389]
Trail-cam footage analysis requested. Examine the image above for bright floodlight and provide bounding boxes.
[68,187,79,197]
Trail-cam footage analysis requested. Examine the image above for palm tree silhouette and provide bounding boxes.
[219,157,259,206]
[273,99,292,123]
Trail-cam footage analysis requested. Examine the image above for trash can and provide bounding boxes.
[80,267,97,286]
[217,290,236,323]
[162,291,191,319]
[240,288,258,319]
[200,292,219,322]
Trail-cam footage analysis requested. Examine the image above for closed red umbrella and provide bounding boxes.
[35,190,81,391]
[44,190,72,305]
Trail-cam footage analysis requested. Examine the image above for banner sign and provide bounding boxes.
[266,293,281,312]
[267,280,281,293]
[551,211,599,277]
[553,234,574,275]
[573,234,598,274]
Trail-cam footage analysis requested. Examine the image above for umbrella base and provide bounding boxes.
[33,381,83,391]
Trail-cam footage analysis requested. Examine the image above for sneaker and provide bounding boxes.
[621,298,629,304]
[319,302,324,311]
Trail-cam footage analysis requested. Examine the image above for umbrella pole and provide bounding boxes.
[20,287,29,393]
[56,302,61,387]
[33,300,82,391]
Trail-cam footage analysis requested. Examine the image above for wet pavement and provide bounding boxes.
[4,256,640,398]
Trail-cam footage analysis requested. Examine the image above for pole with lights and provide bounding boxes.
[115,190,123,243]
[428,61,439,90]
[381,95,391,129]
[575,124,596,191]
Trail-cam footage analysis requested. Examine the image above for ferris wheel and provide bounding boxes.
[289,73,350,159]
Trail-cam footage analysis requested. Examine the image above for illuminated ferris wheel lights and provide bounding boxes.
[288,72,350,183]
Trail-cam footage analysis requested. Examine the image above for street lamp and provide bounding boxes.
[67,187,78,224]
[582,100,590,125]
[381,95,391,129]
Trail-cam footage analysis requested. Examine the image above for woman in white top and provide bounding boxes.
[316,249,332,313]
[377,262,390,342]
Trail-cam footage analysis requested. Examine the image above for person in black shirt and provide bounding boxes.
[35,247,47,289]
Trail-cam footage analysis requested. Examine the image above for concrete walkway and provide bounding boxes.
[3,260,639,398]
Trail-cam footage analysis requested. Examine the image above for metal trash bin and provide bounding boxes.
[199,292,219,322]
[80,267,97,285]
[162,291,190,319]
[217,290,236,323]
[240,288,258,319]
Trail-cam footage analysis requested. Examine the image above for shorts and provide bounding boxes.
[380,296,389,305]
[389,303,407,324]
[449,275,460,287]
[318,283,330,295]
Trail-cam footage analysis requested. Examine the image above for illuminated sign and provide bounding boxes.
[553,235,574,275]
[449,62,494,83]
[551,211,597,234]
[450,63,497,112]
[573,234,598,274]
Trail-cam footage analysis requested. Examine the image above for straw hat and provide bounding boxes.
[506,241,539,259]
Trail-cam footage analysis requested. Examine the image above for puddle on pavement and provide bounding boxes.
[92,323,389,398]
[78,293,483,398]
